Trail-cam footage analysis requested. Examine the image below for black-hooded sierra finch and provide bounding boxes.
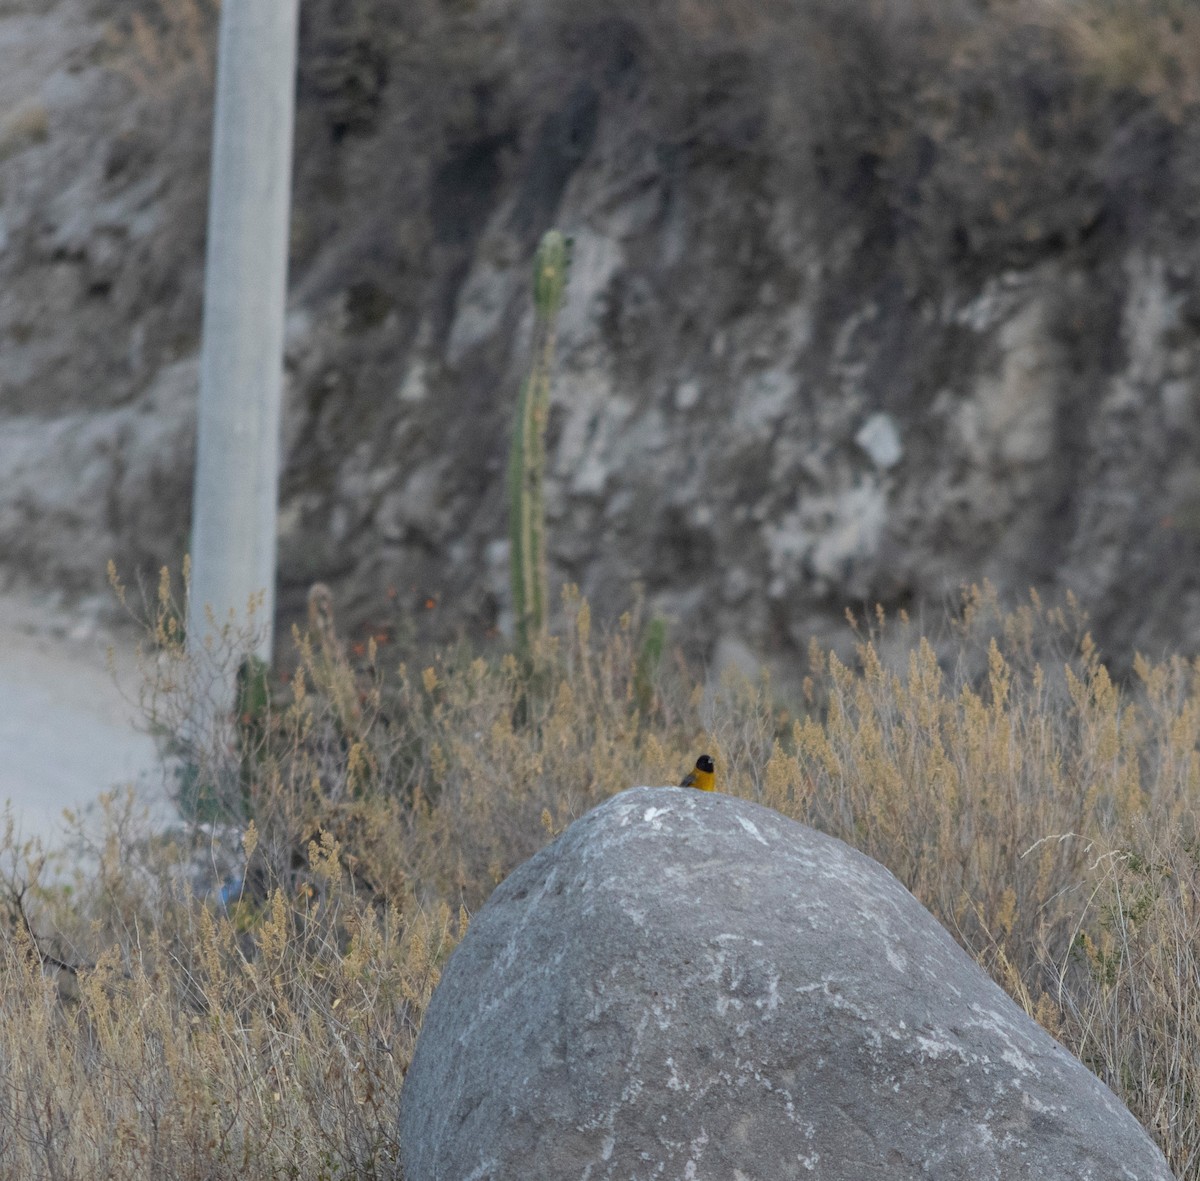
[680,754,715,791]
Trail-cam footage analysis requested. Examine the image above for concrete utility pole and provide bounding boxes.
[188,0,299,698]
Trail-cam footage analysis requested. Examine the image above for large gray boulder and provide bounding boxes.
[399,787,1175,1180]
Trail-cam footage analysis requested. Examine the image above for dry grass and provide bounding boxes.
[760,584,1200,1174]
[2,572,1198,1177]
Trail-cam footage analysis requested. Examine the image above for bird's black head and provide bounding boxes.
[696,754,714,773]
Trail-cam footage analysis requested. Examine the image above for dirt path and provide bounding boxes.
[0,588,164,846]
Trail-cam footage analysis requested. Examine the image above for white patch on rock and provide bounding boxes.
[764,479,889,595]
[756,973,781,1013]
[397,357,429,403]
[736,816,769,846]
[956,276,1016,333]
[735,367,798,435]
[551,369,634,498]
[855,412,902,470]
[674,379,701,411]
[445,253,516,365]
[1124,252,1184,388]
[958,296,1058,468]
[559,227,624,349]
[915,1034,964,1061]
[1022,1090,1064,1116]
[1001,1046,1037,1075]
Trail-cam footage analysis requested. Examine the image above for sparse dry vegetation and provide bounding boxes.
[1044,0,1200,120]
[1,573,1198,1177]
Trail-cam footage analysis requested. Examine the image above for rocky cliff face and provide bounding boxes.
[4,0,1200,676]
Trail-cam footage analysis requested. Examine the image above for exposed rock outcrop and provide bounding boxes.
[399,786,1175,1180]
[3,0,1200,671]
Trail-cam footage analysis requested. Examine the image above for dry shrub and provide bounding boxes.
[0,794,454,1181]
[115,573,706,912]
[1039,0,1200,120]
[1049,825,1200,1176]
[4,571,1200,1174]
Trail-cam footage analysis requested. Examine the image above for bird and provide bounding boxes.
[680,754,715,791]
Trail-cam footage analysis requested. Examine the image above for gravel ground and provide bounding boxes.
[0,588,164,846]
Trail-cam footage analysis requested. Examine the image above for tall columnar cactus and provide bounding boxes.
[509,230,571,656]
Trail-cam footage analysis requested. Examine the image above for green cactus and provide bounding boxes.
[508,230,571,656]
